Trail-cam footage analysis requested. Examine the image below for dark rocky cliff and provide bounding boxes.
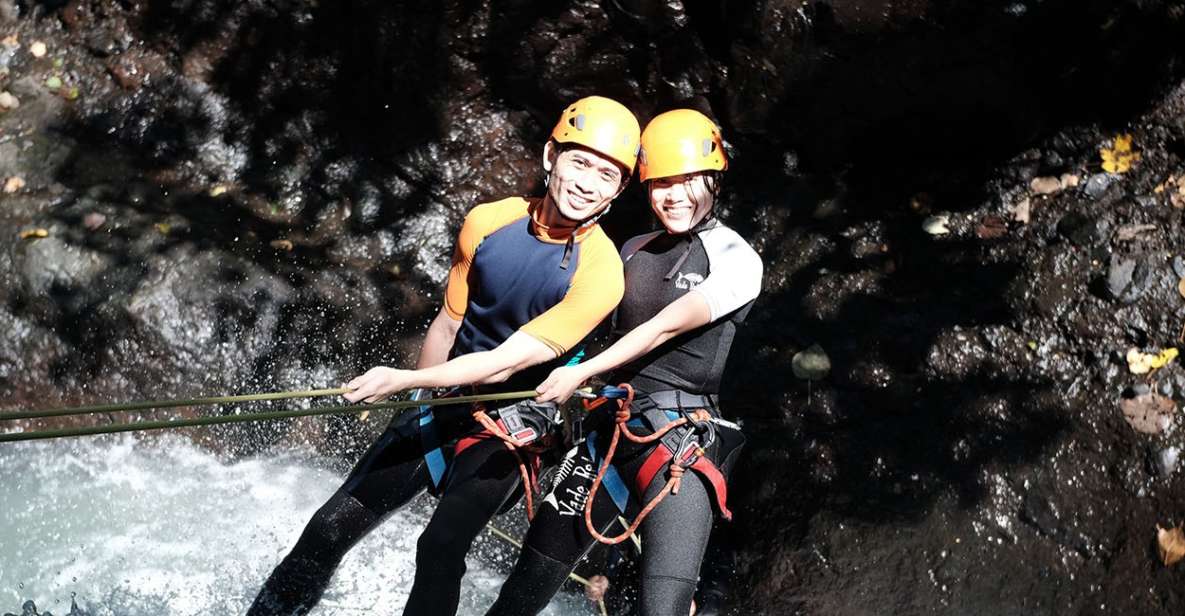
[3,1,1185,613]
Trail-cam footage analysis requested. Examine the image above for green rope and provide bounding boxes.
[1,387,354,421]
[0,390,537,444]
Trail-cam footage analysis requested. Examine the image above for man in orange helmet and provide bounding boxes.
[248,96,640,616]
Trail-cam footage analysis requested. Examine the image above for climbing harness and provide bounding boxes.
[581,384,741,546]
[463,399,561,521]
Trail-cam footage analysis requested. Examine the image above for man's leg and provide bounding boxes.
[485,444,622,616]
[248,414,433,616]
[401,437,529,616]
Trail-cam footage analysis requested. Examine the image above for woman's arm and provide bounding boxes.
[535,291,712,403]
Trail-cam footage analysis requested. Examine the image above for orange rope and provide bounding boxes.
[583,384,712,545]
[472,407,543,521]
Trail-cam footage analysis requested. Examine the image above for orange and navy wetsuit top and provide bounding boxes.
[443,196,624,389]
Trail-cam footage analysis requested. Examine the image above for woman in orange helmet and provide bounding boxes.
[248,96,640,616]
[486,109,763,616]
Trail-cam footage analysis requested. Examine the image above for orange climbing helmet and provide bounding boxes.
[638,109,727,182]
[550,96,641,174]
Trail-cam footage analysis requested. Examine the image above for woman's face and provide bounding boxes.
[648,172,715,234]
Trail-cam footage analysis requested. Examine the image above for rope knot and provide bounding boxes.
[668,463,685,494]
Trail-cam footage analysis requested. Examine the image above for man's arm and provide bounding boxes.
[416,307,463,369]
[344,331,558,403]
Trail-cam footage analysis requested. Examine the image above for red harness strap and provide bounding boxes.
[584,385,733,545]
[452,410,545,521]
[634,441,732,521]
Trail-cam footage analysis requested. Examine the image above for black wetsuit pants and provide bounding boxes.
[485,437,715,616]
[247,405,528,616]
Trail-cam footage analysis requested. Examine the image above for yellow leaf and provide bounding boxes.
[1151,348,1179,369]
[1158,526,1185,566]
[1127,347,1178,374]
[18,228,48,240]
[1099,134,1140,174]
[269,239,294,251]
[154,222,171,235]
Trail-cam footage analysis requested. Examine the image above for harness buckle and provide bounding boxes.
[492,400,560,446]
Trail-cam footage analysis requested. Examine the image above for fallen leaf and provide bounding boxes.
[1012,197,1031,224]
[1120,392,1176,434]
[209,184,230,197]
[18,228,48,240]
[1,35,18,47]
[1153,348,1179,369]
[1115,223,1157,241]
[1100,134,1141,174]
[792,344,831,381]
[83,212,106,230]
[1157,526,1185,566]
[358,410,370,421]
[1173,185,1185,210]
[1127,347,1179,374]
[1030,176,1062,195]
[922,215,950,235]
[1179,277,1185,301]
[3,176,25,193]
[154,222,171,235]
[1059,173,1080,189]
[29,41,46,58]
[44,75,62,90]
[976,215,1007,239]
[0,91,18,110]
[269,239,294,251]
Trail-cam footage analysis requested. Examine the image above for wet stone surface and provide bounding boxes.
[2,1,1185,614]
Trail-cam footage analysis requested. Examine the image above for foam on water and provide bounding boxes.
[0,436,587,615]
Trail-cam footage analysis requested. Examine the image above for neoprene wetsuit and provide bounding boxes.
[486,217,762,616]
[247,197,624,616]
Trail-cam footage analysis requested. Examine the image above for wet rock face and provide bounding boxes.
[2,0,1185,614]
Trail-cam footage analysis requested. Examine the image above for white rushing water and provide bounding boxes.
[0,436,588,616]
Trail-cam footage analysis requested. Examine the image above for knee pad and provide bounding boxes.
[298,491,379,561]
[640,574,698,616]
[485,545,573,616]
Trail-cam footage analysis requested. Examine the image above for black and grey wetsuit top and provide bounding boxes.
[609,218,764,395]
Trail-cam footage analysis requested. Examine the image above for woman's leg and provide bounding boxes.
[248,413,433,616]
[637,471,714,616]
[485,444,622,616]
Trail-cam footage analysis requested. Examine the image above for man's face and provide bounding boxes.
[648,172,715,234]
[546,145,625,223]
